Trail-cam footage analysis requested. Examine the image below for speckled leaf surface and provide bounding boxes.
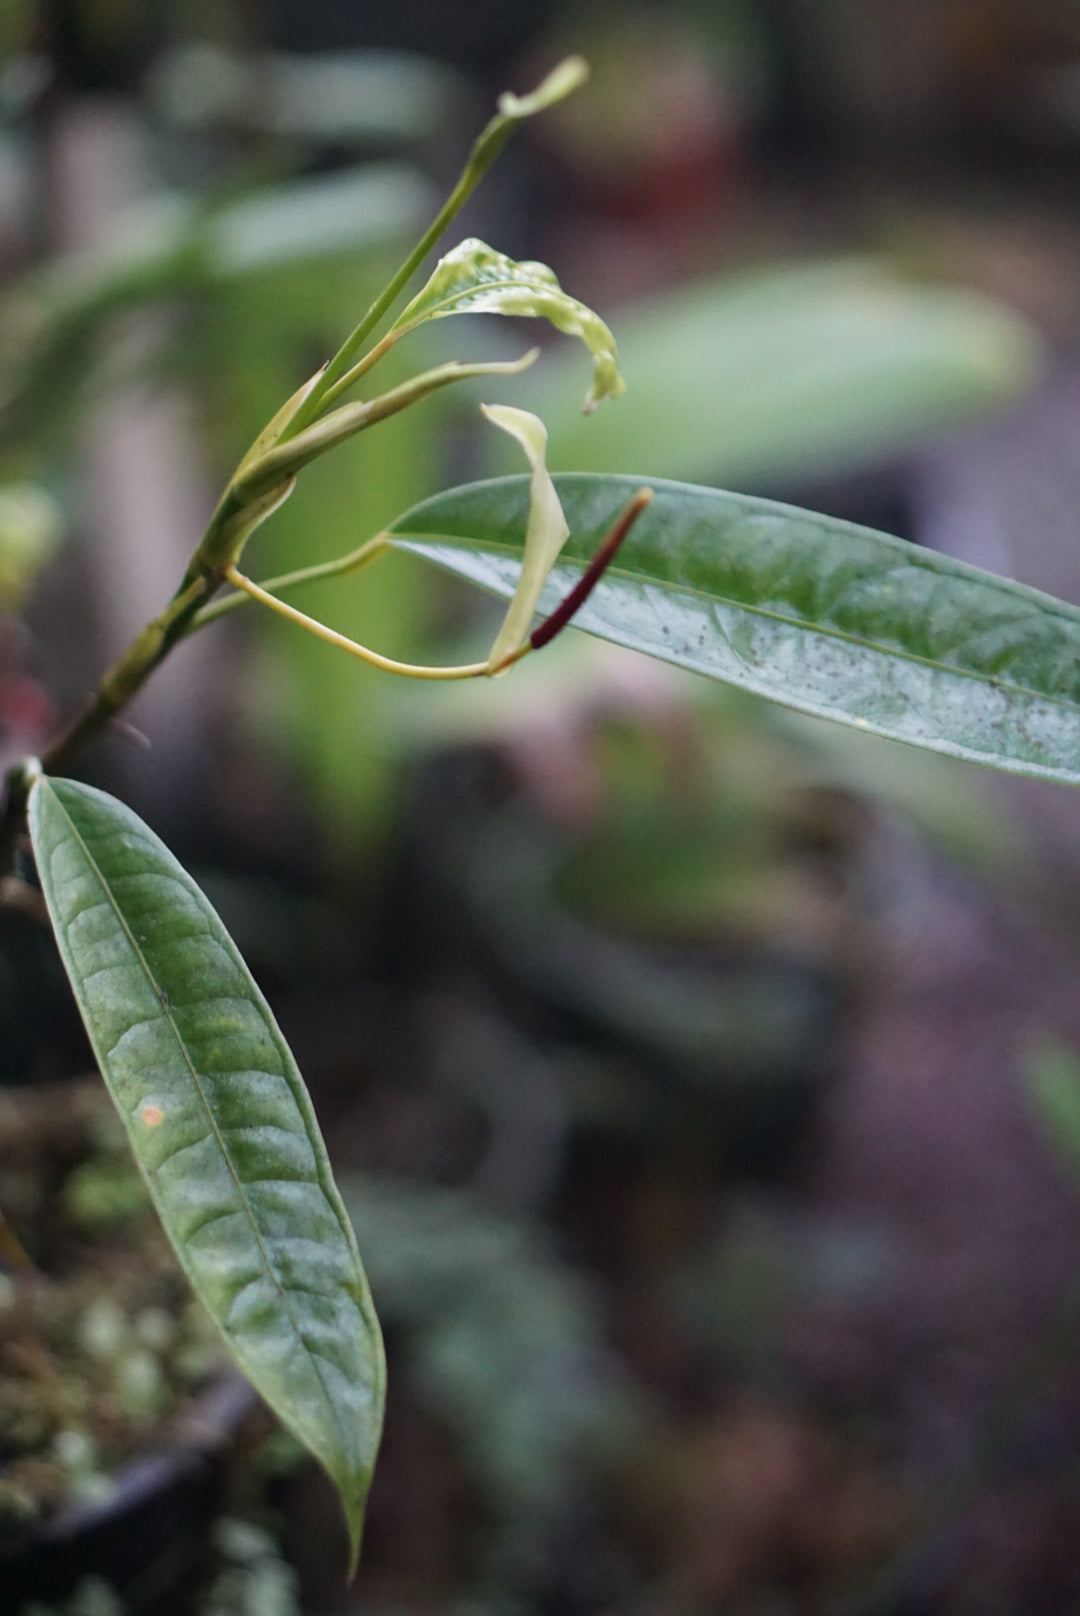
[389,238,624,409]
[28,776,384,1568]
[389,474,1080,784]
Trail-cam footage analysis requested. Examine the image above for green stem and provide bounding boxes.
[278,57,587,441]
[315,332,398,414]
[0,61,589,873]
[42,575,213,775]
[0,572,215,875]
[234,352,537,507]
[279,180,493,438]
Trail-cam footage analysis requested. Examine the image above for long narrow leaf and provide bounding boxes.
[28,776,384,1571]
[388,474,1080,784]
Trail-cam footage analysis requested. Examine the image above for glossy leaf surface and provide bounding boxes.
[29,776,384,1568]
[389,474,1080,784]
[206,225,445,842]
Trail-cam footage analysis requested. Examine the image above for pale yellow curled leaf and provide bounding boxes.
[235,369,323,478]
[390,239,624,411]
[481,404,570,668]
[197,475,298,574]
[236,351,540,502]
[275,58,591,433]
[497,56,589,120]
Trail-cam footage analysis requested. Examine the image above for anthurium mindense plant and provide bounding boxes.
[4,57,1080,1573]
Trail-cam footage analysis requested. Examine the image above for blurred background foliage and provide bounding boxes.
[6,2,1080,1613]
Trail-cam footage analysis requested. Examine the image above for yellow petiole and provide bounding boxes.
[222,564,529,681]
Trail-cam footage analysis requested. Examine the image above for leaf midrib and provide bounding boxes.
[43,782,348,1448]
[397,268,568,330]
[399,533,1080,722]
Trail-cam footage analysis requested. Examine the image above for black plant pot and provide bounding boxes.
[5,1376,257,1616]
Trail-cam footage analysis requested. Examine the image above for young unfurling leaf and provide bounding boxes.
[480,405,570,669]
[232,352,540,505]
[283,59,592,433]
[389,239,625,411]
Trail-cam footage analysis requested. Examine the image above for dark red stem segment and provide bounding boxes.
[530,487,654,652]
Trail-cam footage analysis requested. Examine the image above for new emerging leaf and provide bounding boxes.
[282,57,592,433]
[389,239,625,411]
[481,405,570,668]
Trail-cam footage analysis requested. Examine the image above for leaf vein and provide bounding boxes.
[430,537,1080,721]
[43,788,351,1445]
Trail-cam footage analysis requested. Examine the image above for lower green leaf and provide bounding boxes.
[28,775,384,1571]
[388,473,1080,786]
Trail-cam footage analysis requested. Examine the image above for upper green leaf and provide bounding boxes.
[389,238,624,411]
[28,776,384,1572]
[388,473,1080,785]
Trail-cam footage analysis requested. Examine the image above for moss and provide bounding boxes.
[0,1081,226,1531]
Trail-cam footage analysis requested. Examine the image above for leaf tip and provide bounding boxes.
[581,341,626,413]
[343,1497,365,1584]
[18,755,43,795]
[498,56,589,121]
